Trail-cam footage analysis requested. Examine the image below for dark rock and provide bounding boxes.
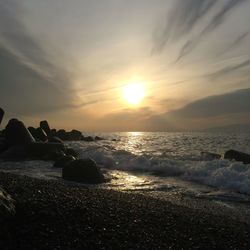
[34,128,48,142]
[40,120,51,136]
[82,136,94,142]
[65,147,78,157]
[95,136,104,141]
[224,150,250,164]
[69,129,82,140]
[50,129,57,136]
[0,187,15,221]
[0,138,7,154]
[28,127,37,138]
[53,155,76,168]
[62,158,104,184]
[112,139,117,142]
[0,146,28,160]
[201,151,221,160]
[56,129,68,141]
[48,136,63,144]
[5,119,35,146]
[26,142,66,160]
[0,108,4,125]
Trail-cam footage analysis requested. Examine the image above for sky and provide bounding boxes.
[0,0,250,131]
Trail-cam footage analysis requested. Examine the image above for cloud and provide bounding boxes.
[0,0,91,116]
[152,0,216,53]
[207,58,250,79]
[168,88,250,118]
[153,0,248,61]
[218,32,249,56]
[143,88,250,131]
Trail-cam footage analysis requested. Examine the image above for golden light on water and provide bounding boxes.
[123,83,145,105]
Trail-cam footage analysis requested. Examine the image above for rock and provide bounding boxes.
[95,136,104,141]
[26,142,66,160]
[36,128,48,142]
[62,158,104,184]
[5,119,35,146]
[48,136,63,144]
[40,120,51,136]
[65,147,78,158]
[0,108,4,125]
[56,129,68,141]
[28,127,37,138]
[50,129,57,136]
[0,138,7,154]
[82,136,94,142]
[53,155,76,168]
[0,187,15,221]
[201,151,221,160]
[69,129,82,140]
[0,146,29,160]
[224,150,250,164]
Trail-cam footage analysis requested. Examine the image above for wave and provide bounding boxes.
[69,142,250,195]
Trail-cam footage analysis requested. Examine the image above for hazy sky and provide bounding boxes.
[0,0,250,131]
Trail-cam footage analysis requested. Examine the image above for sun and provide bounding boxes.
[123,83,145,105]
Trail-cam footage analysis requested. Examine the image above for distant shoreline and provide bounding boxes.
[1,171,249,249]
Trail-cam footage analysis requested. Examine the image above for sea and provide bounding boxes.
[1,132,250,211]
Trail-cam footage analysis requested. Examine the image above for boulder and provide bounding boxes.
[48,136,63,144]
[40,120,51,136]
[82,136,94,142]
[34,127,48,142]
[62,158,104,184]
[65,147,78,158]
[53,155,76,168]
[0,146,29,160]
[56,129,68,141]
[95,136,104,141]
[0,187,15,221]
[224,150,250,164]
[28,127,37,138]
[68,129,82,140]
[26,142,66,160]
[0,138,7,154]
[50,129,57,136]
[5,119,35,146]
[0,108,4,125]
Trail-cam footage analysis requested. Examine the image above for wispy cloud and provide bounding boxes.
[153,0,248,62]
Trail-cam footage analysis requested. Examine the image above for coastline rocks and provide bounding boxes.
[62,158,104,184]
[0,108,4,125]
[0,138,7,154]
[224,150,250,164]
[34,128,48,142]
[5,119,35,146]
[0,146,28,160]
[48,136,63,144]
[82,136,94,142]
[0,187,15,221]
[26,142,66,160]
[53,155,76,168]
[40,120,51,136]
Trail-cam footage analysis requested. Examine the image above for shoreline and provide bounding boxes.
[0,171,250,249]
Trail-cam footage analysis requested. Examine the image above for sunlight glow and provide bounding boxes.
[123,83,145,105]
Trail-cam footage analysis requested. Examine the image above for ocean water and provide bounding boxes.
[1,132,250,205]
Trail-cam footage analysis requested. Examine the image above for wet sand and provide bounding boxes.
[0,171,249,249]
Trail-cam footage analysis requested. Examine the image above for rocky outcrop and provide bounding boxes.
[224,150,250,164]
[0,108,4,125]
[62,158,104,184]
[5,119,35,146]
[40,120,51,136]
[53,155,76,168]
[0,187,15,221]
